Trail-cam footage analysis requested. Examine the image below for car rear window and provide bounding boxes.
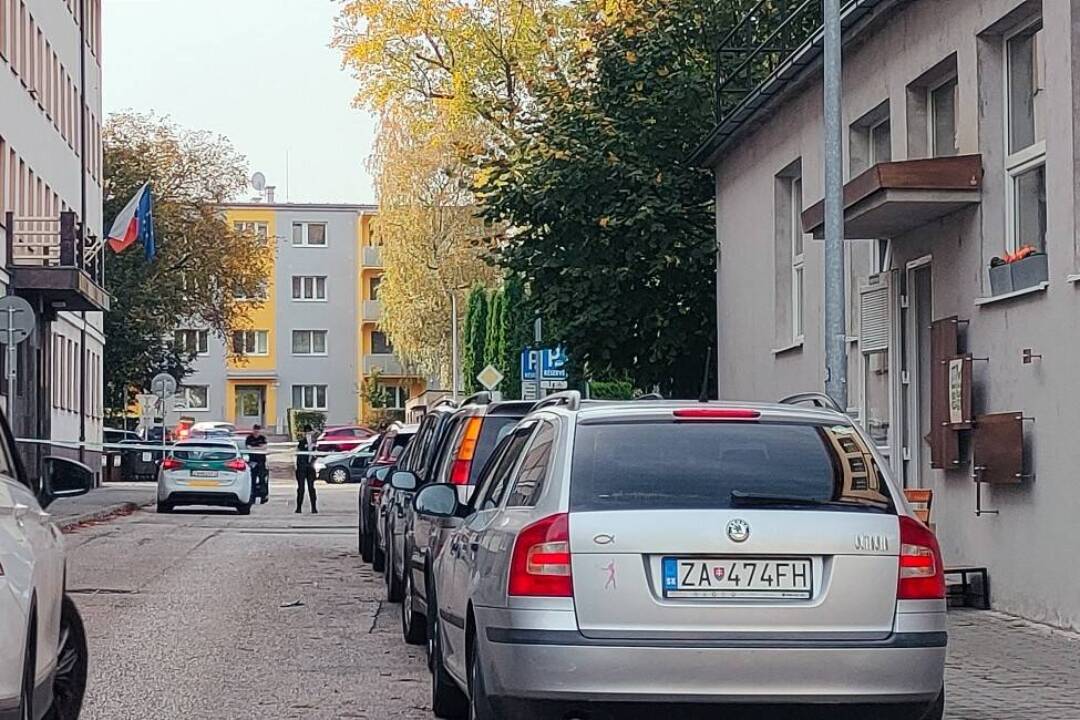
[469,416,522,484]
[570,421,895,513]
[174,447,236,461]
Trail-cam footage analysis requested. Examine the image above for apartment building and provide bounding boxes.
[0,0,108,474]
[177,203,425,431]
[695,0,1079,630]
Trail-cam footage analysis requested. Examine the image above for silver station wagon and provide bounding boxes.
[414,392,947,720]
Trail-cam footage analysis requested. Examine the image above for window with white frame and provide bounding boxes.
[292,384,328,410]
[1005,20,1047,254]
[292,222,327,247]
[179,385,209,411]
[292,330,328,356]
[790,176,806,342]
[174,329,209,356]
[291,276,327,301]
[233,221,269,242]
[233,281,267,301]
[232,329,269,356]
[929,76,959,157]
[378,384,408,410]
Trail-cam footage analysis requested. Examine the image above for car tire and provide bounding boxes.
[401,565,426,645]
[329,467,349,485]
[920,687,945,720]
[372,524,386,572]
[431,600,467,719]
[237,503,252,516]
[156,501,172,514]
[468,633,496,720]
[44,596,88,720]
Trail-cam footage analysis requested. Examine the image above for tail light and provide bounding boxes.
[897,515,945,600]
[371,488,383,506]
[450,417,483,485]
[509,514,573,597]
[161,457,184,471]
[225,458,247,472]
[673,408,760,420]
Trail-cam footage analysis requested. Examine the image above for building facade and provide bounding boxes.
[178,203,424,432]
[0,0,107,474]
[696,0,1080,630]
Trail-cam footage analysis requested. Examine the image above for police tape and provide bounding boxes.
[13,437,352,459]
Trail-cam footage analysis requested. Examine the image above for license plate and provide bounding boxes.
[142,452,152,462]
[191,470,219,478]
[662,557,812,599]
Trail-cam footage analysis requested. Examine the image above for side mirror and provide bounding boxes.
[40,456,94,509]
[390,471,418,491]
[413,484,458,519]
[374,466,391,483]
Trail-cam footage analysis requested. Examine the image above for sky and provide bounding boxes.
[103,0,378,204]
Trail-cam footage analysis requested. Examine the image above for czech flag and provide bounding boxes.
[107,183,157,260]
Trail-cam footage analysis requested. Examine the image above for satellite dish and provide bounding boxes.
[251,172,267,192]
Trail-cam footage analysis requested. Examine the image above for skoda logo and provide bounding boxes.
[726,519,751,543]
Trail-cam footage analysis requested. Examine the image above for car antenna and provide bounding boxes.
[698,346,712,403]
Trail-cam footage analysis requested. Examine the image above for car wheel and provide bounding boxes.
[468,633,496,720]
[921,687,945,720]
[431,599,467,719]
[44,596,88,720]
[237,503,252,516]
[329,467,349,485]
[401,565,426,645]
[156,501,172,514]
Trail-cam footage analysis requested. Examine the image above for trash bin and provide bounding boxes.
[119,441,164,482]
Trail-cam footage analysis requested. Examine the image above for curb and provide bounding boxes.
[59,500,155,533]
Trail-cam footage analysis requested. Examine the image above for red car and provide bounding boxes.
[315,425,376,453]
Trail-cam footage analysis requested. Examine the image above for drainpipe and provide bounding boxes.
[77,0,89,464]
[823,0,848,410]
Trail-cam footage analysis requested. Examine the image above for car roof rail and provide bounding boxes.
[637,392,664,400]
[460,391,492,407]
[532,390,582,412]
[432,397,458,409]
[778,392,844,413]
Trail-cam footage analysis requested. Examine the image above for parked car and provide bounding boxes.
[103,427,140,445]
[315,436,379,484]
[1,410,93,720]
[157,439,254,514]
[377,399,458,609]
[189,421,237,441]
[396,394,533,647]
[414,392,947,720]
[315,425,376,453]
[357,424,417,567]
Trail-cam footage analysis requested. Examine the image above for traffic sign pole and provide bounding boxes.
[0,296,36,432]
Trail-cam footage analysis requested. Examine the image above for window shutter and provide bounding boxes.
[859,272,892,353]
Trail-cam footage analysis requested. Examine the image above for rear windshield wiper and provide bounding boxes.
[730,490,886,511]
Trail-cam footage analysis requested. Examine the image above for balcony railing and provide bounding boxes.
[3,210,109,311]
[362,245,382,268]
[715,0,825,121]
[364,354,407,376]
[362,299,382,322]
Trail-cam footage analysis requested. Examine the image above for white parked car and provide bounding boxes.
[1,415,94,720]
[157,440,253,514]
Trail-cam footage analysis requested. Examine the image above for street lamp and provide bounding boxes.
[823,0,848,410]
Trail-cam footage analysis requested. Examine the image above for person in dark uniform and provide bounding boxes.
[245,424,269,504]
[295,425,318,514]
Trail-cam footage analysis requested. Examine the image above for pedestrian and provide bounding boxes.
[245,424,269,504]
[295,424,318,514]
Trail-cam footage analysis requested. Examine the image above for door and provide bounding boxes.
[235,386,264,427]
[903,263,934,489]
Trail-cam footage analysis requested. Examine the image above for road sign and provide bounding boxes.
[151,372,178,399]
[541,380,568,390]
[522,382,540,401]
[540,346,567,381]
[0,296,35,344]
[521,350,539,381]
[477,365,504,391]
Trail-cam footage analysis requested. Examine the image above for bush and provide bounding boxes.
[589,380,635,400]
[289,409,326,439]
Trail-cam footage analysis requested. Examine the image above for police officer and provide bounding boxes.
[295,425,318,514]
[245,424,269,503]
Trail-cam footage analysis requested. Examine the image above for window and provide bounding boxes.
[291,276,327,301]
[292,330,328,356]
[471,424,535,512]
[292,384,327,411]
[174,329,209,356]
[371,331,393,354]
[1005,20,1047,253]
[850,102,891,175]
[179,385,209,411]
[929,76,959,157]
[869,118,892,166]
[292,222,327,247]
[232,330,268,356]
[506,421,555,507]
[790,176,805,342]
[233,281,267,301]
[234,221,269,242]
[369,275,382,300]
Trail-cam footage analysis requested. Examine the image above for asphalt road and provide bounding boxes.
[64,477,430,720]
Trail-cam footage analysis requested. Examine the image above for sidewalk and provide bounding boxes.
[947,610,1080,718]
[52,481,157,530]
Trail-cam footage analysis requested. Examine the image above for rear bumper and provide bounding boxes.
[477,609,945,708]
[162,491,247,507]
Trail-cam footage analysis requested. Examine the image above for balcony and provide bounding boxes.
[3,211,110,312]
[362,299,382,323]
[801,155,983,240]
[362,245,382,268]
[364,354,407,376]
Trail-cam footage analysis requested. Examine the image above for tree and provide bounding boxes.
[500,275,530,399]
[483,288,507,372]
[103,113,272,413]
[462,285,489,394]
[476,0,727,396]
